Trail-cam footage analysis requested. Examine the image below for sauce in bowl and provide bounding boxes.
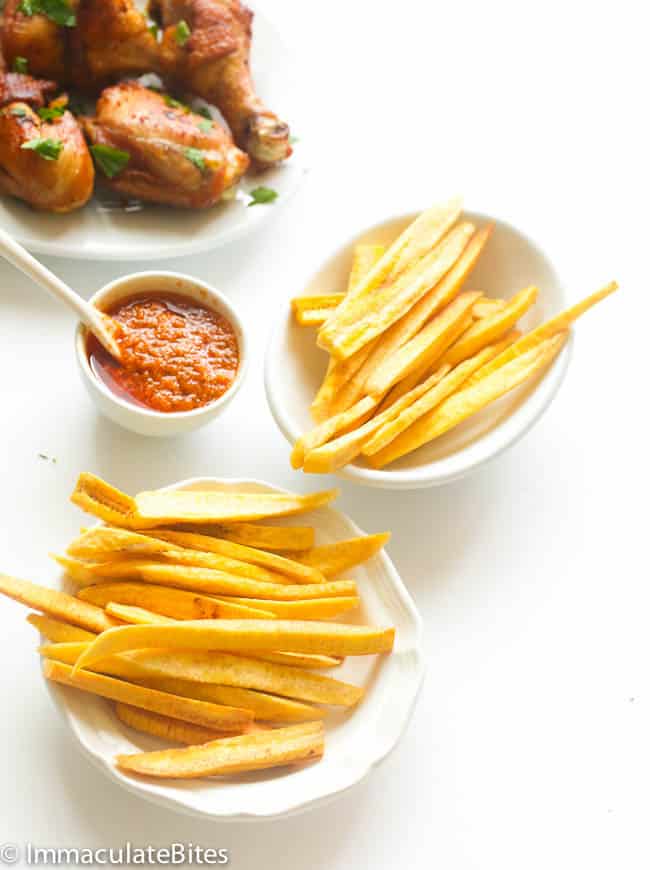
[87,293,240,413]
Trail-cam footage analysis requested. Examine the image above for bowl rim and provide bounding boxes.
[42,475,426,821]
[264,207,573,489]
[75,270,249,423]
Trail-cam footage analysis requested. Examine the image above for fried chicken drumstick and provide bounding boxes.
[81,81,249,208]
[150,0,292,166]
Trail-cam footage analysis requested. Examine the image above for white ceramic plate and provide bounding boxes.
[1,5,306,260]
[42,477,425,821]
[265,210,573,490]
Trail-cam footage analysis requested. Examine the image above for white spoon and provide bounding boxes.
[0,227,122,361]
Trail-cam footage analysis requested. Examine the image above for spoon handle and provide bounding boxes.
[0,227,121,358]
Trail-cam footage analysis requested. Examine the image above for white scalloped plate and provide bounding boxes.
[1,4,306,260]
[42,477,425,821]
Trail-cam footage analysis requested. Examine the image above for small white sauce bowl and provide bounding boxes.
[265,209,572,489]
[76,271,248,437]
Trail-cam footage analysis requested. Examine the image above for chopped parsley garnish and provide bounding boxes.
[20,137,63,160]
[163,94,189,112]
[198,118,212,133]
[148,22,159,39]
[89,144,130,179]
[196,106,212,119]
[18,0,76,27]
[248,186,278,206]
[184,147,206,172]
[12,56,29,74]
[37,104,66,121]
[174,19,191,45]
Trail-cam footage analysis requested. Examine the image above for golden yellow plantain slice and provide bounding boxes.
[290,533,391,577]
[115,703,238,745]
[328,225,494,417]
[292,396,380,470]
[217,596,359,622]
[301,365,451,474]
[0,573,117,633]
[365,291,480,397]
[363,333,520,456]
[319,221,475,362]
[174,522,315,552]
[369,331,569,468]
[70,473,138,527]
[106,603,175,625]
[292,294,345,326]
[115,722,325,779]
[472,297,506,318]
[463,281,619,388]
[74,619,395,671]
[440,285,539,368]
[318,199,463,356]
[43,660,253,730]
[27,613,96,643]
[147,530,323,584]
[77,582,277,620]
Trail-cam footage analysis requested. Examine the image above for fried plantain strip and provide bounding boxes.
[105,603,175,625]
[369,332,568,468]
[174,522,315,552]
[289,534,391,577]
[115,722,325,779]
[440,285,539,367]
[115,703,237,745]
[0,573,117,633]
[292,294,345,326]
[43,660,253,730]
[216,596,359,621]
[27,613,96,643]
[291,396,380,470]
[74,619,395,671]
[70,473,137,527]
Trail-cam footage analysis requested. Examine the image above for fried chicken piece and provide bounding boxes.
[0,71,57,107]
[69,0,161,93]
[0,82,94,212]
[150,0,291,166]
[1,0,72,81]
[81,81,249,208]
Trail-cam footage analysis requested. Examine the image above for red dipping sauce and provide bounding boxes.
[87,293,240,413]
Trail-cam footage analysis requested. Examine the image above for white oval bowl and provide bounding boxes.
[76,271,248,437]
[265,210,573,490]
[42,477,425,821]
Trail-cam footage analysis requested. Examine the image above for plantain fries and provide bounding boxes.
[27,613,96,643]
[238,651,343,669]
[133,487,339,525]
[440,285,539,368]
[74,619,395,672]
[116,650,364,706]
[106,603,175,625]
[71,473,338,526]
[116,721,325,779]
[291,396,379,470]
[115,703,236,745]
[0,573,117,633]
[43,660,253,730]
[137,678,323,723]
[328,225,494,416]
[290,533,391,577]
[217,596,360,621]
[363,334,519,456]
[147,530,323,584]
[473,297,506,318]
[179,522,315,552]
[292,294,345,327]
[319,221,475,361]
[464,281,619,388]
[317,199,463,356]
[365,291,480,397]
[369,331,568,467]
[77,581,276,620]
[302,365,451,474]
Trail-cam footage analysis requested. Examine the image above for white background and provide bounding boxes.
[0,0,647,867]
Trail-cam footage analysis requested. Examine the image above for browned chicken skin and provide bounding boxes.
[81,81,249,208]
[0,76,95,212]
[1,0,72,82]
[150,0,291,166]
[69,0,161,93]
[0,71,57,107]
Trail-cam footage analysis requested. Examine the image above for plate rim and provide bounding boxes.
[42,475,425,821]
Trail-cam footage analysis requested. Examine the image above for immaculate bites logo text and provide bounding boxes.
[0,843,229,866]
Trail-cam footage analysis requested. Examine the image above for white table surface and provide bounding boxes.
[0,1,646,867]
